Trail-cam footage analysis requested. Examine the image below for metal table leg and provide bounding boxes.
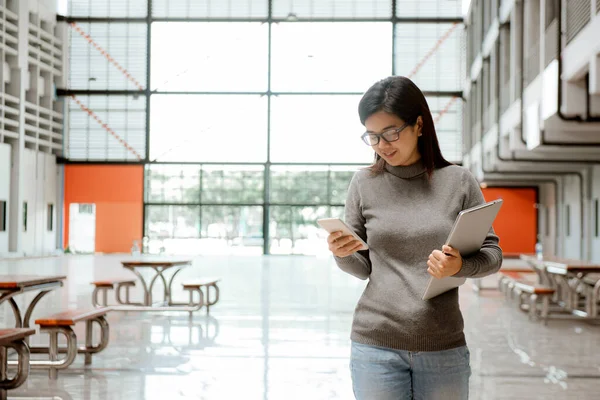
[167,268,185,305]
[112,264,198,311]
[588,276,600,318]
[8,299,22,328]
[125,266,151,306]
[23,290,54,328]
[148,267,170,305]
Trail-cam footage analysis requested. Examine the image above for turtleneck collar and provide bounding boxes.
[384,159,427,179]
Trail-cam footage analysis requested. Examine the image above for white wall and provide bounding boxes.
[34,152,44,253]
[591,166,600,262]
[21,149,36,254]
[55,165,63,250]
[20,149,58,255]
[2,0,61,255]
[43,153,57,253]
[537,172,599,261]
[562,175,582,260]
[28,0,59,21]
[0,143,10,254]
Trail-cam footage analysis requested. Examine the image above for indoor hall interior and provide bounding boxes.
[0,0,599,399]
[0,254,597,399]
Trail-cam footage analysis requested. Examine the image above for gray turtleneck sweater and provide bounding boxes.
[334,162,502,352]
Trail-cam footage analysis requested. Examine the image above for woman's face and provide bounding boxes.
[363,111,422,167]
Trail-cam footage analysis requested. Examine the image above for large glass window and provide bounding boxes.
[271,166,330,205]
[268,166,355,254]
[270,95,373,163]
[69,23,147,90]
[269,205,344,255]
[270,166,355,205]
[68,0,148,18]
[201,205,264,250]
[149,95,268,162]
[152,0,268,18]
[271,22,392,92]
[68,95,146,161]
[66,1,464,254]
[394,23,464,92]
[426,96,463,162]
[151,23,268,92]
[396,0,462,18]
[145,205,200,239]
[146,164,265,204]
[145,165,201,203]
[144,164,360,254]
[272,0,392,19]
[144,204,263,255]
[202,165,264,204]
[330,167,357,204]
[145,165,266,254]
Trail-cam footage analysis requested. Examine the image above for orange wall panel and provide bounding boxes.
[94,202,143,253]
[64,165,143,253]
[64,165,143,202]
[482,187,537,254]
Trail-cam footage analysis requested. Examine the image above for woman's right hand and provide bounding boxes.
[327,231,364,257]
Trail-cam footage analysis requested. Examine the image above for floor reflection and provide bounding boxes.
[0,255,597,399]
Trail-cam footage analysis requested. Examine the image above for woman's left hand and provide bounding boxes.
[427,245,463,278]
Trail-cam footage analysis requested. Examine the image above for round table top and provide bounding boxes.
[121,258,192,268]
[0,275,67,289]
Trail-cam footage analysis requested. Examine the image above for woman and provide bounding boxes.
[328,76,502,400]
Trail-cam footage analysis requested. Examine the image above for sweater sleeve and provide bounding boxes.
[452,170,503,278]
[333,172,372,280]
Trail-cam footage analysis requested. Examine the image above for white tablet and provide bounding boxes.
[422,199,503,300]
[317,218,369,251]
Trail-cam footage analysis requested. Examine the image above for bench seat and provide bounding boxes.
[35,307,110,327]
[0,328,35,344]
[498,271,555,324]
[91,280,136,307]
[0,328,35,398]
[499,271,536,280]
[182,279,220,289]
[182,278,221,314]
[34,307,111,379]
[92,279,136,288]
[498,271,537,297]
[513,281,555,295]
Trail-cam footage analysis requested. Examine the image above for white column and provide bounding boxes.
[510,0,523,104]
[0,144,10,254]
[8,0,29,252]
[589,54,600,95]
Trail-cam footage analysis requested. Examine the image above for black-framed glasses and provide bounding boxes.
[360,122,410,146]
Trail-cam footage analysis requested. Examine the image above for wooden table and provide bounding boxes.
[520,255,600,319]
[472,256,534,293]
[519,254,555,286]
[541,258,600,318]
[122,259,191,306]
[105,258,200,312]
[0,275,66,329]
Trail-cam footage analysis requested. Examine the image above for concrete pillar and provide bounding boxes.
[8,0,29,252]
[510,1,523,104]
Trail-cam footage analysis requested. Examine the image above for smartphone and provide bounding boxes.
[317,218,369,250]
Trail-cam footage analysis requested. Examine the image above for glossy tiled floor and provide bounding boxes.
[0,254,599,399]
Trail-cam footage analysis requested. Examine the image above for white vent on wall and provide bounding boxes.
[2,62,9,84]
[38,76,45,97]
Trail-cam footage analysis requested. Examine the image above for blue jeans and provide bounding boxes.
[350,341,471,400]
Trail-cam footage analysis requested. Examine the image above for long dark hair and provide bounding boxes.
[358,76,452,178]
